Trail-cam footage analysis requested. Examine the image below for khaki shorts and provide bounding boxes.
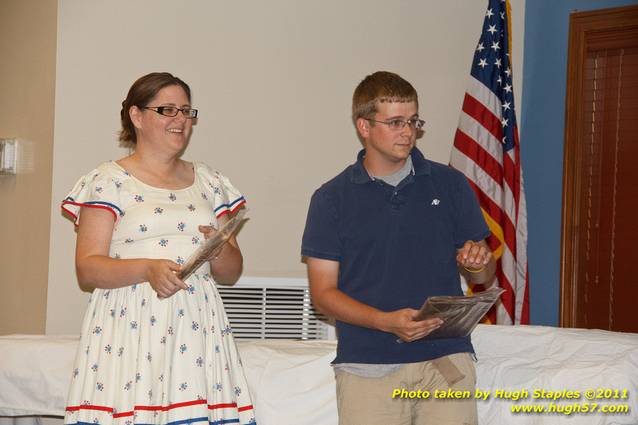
[335,352,477,425]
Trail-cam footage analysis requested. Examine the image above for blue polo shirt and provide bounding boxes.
[301,147,490,364]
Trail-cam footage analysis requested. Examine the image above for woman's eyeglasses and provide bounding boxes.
[143,106,198,119]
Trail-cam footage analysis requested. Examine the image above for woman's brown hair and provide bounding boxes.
[119,72,191,148]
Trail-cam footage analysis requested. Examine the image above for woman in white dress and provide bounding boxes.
[61,72,256,425]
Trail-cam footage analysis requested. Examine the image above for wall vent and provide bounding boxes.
[216,277,334,340]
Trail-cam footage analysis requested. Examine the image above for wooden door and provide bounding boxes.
[561,5,638,332]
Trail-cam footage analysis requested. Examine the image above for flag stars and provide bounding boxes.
[501,11,505,20]
[505,67,512,77]
[487,24,497,35]
[501,118,509,127]
[497,76,503,85]
[495,58,502,68]
[476,42,485,52]
[491,41,501,51]
[504,83,513,93]
[502,101,511,111]
[486,8,494,18]
[478,58,488,68]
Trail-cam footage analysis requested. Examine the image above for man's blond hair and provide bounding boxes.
[352,71,418,123]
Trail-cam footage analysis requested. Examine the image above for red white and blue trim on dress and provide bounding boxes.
[214,197,246,219]
[62,198,123,224]
[67,420,248,425]
[65,399,255,425]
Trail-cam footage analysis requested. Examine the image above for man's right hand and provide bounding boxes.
[307,257,445,341]
[378,308,443,342]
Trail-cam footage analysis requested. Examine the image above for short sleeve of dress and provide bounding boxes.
[61,162,124,226]
[196,163,246,219]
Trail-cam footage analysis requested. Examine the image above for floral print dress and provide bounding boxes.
[61,161,255,425]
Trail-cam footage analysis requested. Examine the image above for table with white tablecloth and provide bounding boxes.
[1,325,637,425]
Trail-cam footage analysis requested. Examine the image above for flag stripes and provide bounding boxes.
[450,0,529,325]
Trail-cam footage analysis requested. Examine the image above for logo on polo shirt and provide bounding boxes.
[431,199,440,206]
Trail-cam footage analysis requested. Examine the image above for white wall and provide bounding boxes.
[47,0,525,334]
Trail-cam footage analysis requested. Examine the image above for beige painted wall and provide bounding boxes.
[46,0,525,334]
[0,0,57,334]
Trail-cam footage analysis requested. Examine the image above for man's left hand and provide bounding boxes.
[456,240,492,272]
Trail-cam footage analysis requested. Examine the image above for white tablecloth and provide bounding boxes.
[1,325,637,424]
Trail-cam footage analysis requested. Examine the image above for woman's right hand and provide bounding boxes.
[145,259,189,299]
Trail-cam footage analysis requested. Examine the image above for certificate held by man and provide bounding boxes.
[415,287,505,339]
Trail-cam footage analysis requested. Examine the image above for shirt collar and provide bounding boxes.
[350,147,431,184]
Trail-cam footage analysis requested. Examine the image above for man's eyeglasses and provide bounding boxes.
[143,106,198,119]
[366,117,425,131]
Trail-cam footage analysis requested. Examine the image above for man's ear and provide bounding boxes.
[355,117,370,139]
[129,105,143,130]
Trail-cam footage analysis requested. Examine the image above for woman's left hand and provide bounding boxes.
[198,225,216,239]
[198,225,223,259]
[198,224,243,284]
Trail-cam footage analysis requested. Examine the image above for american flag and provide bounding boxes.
[450,0,529,324]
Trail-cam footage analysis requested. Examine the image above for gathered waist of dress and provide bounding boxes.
[89,271,216,301]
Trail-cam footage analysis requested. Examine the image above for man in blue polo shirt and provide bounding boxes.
[301,71,496,425]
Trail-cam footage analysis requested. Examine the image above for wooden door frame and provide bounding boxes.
[560,5,638,327]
